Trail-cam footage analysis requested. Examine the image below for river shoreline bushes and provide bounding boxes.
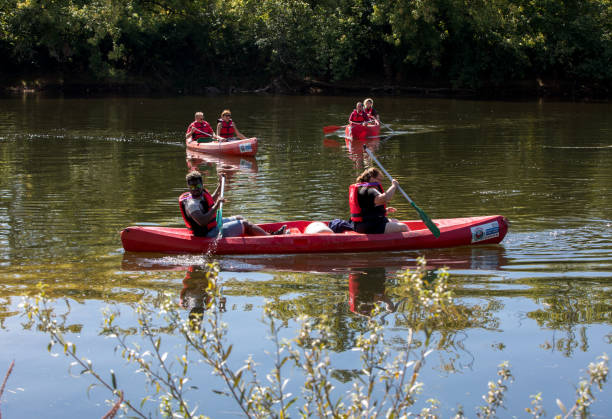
[19,260,610,417]
[1,0,611,100]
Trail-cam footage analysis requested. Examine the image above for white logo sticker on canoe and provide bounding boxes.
[239,143,253,153]
[239,159,253,169]
[471,221,500,243]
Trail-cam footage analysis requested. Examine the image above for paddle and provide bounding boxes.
[379,120,396,134]
[190,126,221,141]
[216,175,226,238]
[363,145,440,238]
[323,125,346,134]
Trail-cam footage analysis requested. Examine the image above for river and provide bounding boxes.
[0,94,611,417]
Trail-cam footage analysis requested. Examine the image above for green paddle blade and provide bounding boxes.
[216,208,223,237]
[411,202,440,238]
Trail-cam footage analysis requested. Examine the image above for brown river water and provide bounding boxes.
[0,94,611,417]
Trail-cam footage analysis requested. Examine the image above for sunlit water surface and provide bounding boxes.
[1,95,611,417]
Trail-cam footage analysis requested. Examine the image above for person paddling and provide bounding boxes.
[179,170,286,238]
[186,111,223,143]
[216,109,247,141]
[348,101,369,127]
[363,98,380,125]
[349,167,409,234]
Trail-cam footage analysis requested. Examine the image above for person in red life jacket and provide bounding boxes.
[349,167,409,234]
[186,111,223,143]
[348,101,369,127]
[216,109,247,141]
[180,170,286,237]
[363,98,380,125]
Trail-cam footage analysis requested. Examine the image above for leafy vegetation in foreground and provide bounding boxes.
[18,259,609,418]
[1,0,611,96]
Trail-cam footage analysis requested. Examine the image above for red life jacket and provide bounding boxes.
[217,118,236,139]
[349,109,368,124]
[365,107,377,118]
[188,121,213,141]
[349,182,386,222]
[179,191,217,234]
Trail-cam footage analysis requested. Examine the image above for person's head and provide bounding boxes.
[364,98,373,108]
[356,167,382,183]
[220,109,232,120]
[355,101,364,111]
[186,170,204,197]
[194,111,204,121]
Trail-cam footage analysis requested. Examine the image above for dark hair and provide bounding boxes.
[356,167,380,183]
[186,170,203,183]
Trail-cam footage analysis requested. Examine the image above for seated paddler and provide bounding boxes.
[179,170,286,238]
[349,167,409,234]
[186,111,223,143]
[216,109,247,141]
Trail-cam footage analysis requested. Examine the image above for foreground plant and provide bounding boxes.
[20,260,609,418]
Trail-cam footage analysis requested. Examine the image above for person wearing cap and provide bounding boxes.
[363,98,380,124]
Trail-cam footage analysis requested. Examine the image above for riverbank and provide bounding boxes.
[2,75,610,101]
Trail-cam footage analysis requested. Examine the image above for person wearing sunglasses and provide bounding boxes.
[216,109,247,141]
[179,170,286,238]
[363,98,380,125]
[186,111,223,143]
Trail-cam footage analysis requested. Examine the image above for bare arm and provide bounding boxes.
[233,123,247,140]
[184,198,220,227]
[373,180,399,206]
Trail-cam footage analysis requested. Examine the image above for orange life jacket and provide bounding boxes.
[179,191,217,234]
[349,182,386,222]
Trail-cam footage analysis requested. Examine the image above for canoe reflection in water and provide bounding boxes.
[179,266,227,326]
[186,149,258,189]
[122,245,508,276]
[349,269,395,318]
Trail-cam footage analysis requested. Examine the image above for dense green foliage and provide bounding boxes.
[1,0,611,93]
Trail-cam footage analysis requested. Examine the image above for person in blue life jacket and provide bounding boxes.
[179,170,286,237]
[186,111,224,143]
[216,109,247,141]
[349,167,409,234]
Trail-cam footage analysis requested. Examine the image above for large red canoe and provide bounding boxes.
[345,123,380,141]
[186,137,258,156]
[121,215,508,255]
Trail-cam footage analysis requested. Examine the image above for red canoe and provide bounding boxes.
[186,137,258,156]
[345,124,380,141]
[121,215,508,255]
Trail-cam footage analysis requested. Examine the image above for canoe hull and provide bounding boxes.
[121,215,508,255]
[186,137,258,156]
[345,124,380,141]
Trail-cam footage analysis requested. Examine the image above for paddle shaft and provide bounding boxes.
[364,145,440,237]
[216,175,225,238]
[190,126,221,141]
[363,147,414,204]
